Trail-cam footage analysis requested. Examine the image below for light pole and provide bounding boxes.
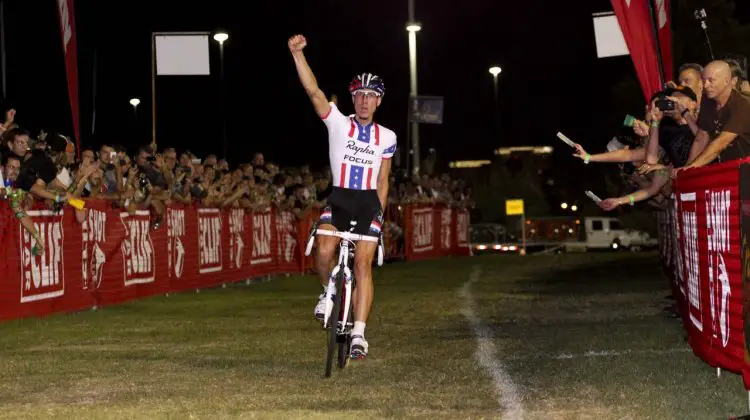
[213,31,229,159]
[489,66,501,141]
[407,0,421,175]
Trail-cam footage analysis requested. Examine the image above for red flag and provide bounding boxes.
[655,0,674,83]
[56,0,80,157]
[611,0,664,102]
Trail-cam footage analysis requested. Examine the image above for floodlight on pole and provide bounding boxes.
[213,32,229,43]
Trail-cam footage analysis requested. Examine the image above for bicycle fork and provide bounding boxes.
[323,243,354,334]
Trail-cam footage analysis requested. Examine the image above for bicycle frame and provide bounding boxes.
[304,223,384,333]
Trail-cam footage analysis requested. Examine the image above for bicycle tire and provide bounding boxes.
[325,270,345,378]
[337,280,354,369]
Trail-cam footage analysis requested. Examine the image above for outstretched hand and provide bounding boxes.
[598,198,619,211]
[572,144,587,160]
[288,34,307,54]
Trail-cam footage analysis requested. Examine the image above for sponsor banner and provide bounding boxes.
[672,159,748,381]
[20,210,65,303]
[405,206,473,260]
[0,203,469,322]
[250,208,276,275]
[167,207,187,280]
[408,207,435,259]
[276,211,300,273]
[120,211,156,286]
[198,208,222,274]
[440,208,452,252]
[456,209,471,252]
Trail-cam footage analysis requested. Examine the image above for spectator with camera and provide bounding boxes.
[640,85,699,174]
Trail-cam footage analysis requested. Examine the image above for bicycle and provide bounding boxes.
[305,219,384,378]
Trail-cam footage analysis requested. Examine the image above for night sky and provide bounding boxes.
[2,0,749,172]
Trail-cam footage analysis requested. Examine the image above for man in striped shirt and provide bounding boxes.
[289,34,396,360]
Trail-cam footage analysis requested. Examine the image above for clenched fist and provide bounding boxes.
[288,34,307,53]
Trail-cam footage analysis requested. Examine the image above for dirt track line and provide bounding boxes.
[460,265,525,420]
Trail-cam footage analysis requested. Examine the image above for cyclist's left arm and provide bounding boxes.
[377,137,398,208]
[377,158,391,208]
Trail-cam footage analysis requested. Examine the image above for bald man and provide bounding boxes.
[681,60,750,169]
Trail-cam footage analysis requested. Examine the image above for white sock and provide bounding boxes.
[352,321,366,338]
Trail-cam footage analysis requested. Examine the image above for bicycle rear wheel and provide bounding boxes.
[325,271,344,378]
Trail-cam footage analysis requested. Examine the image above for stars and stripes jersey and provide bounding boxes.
[321,103,397,191]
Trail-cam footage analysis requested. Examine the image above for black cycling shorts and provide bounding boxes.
[318,187,383,236]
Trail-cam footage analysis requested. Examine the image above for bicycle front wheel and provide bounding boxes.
[337,279,354,369]
[325,271,345,378]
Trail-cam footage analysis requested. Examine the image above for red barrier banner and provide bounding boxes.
[167,206,188,285]
[407,206,436,261]
[276,211,300,273]
[405,206,472,260]
[455,208,471,256]
[249,208,277,276]
[439,207,453,254]
[0,202,469,323]
[673,159,750,386]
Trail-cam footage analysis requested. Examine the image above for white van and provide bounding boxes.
[569,217,657,251]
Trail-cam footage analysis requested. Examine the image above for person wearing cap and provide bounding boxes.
[640,85,699,175]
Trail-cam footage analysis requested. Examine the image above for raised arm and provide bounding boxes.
[288,35,331,119]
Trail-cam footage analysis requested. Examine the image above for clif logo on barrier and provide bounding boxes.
[168,208,186,278]
[199,208,222,274]
[229,208,245,269]
[20,210,65,303]
[251,210,272,265]
[412,208,434,253]
[120,211,155,286]
[82,208,106,289]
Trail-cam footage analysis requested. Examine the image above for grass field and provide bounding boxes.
[0,252,748,419]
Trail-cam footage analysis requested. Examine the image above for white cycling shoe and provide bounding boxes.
[314,293,334,322]
[350,335,368,360]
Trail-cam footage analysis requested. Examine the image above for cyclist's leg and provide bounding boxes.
[350,207,383,357]
[353,239,377,324]
[315,206,340,287]
[313,204,346,321]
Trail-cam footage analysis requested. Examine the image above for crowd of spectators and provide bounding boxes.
[0,108,473,254]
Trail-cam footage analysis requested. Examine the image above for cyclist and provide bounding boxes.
[288,34,396,359]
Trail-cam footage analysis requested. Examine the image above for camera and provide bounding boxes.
[694,9,707,20]
[656,97,675,111]
[146,155,156,162]
[138,173,150,190]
